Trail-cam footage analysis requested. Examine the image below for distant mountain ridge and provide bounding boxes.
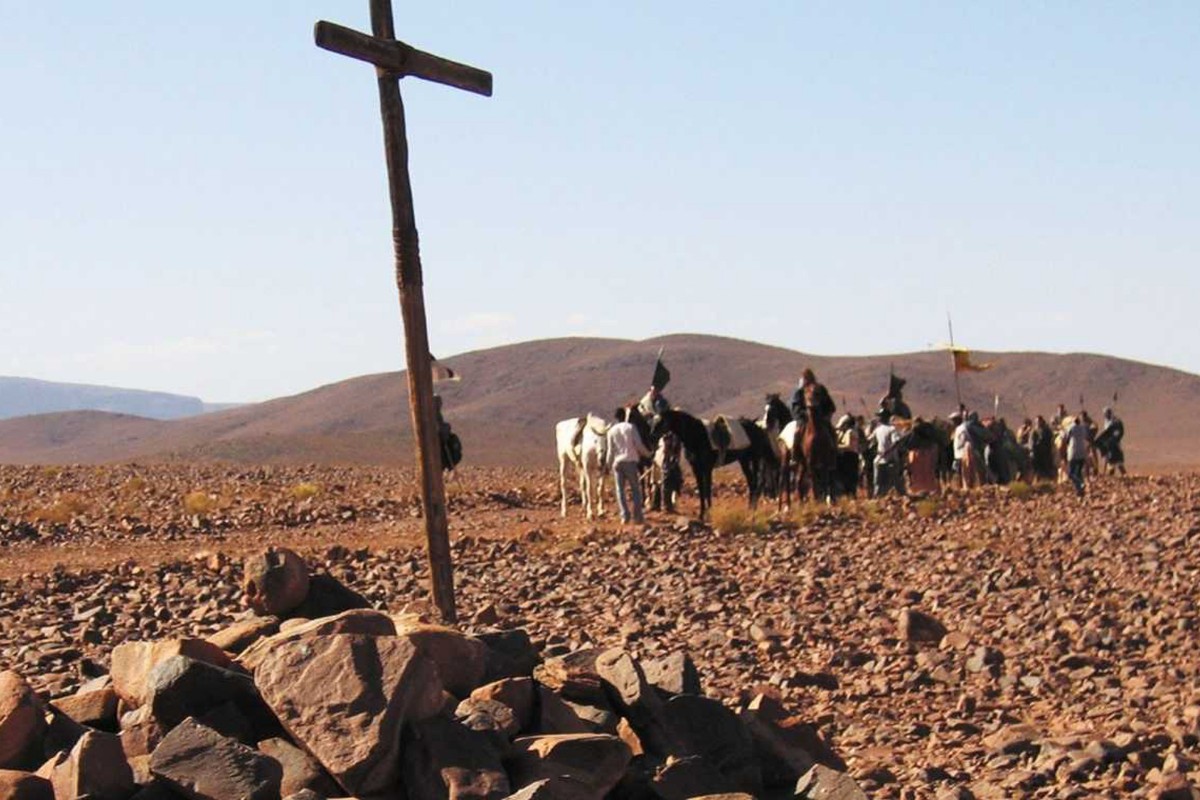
[0,377,219,421]
[0,335,1197,469]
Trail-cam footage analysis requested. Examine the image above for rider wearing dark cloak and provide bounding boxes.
[791,367,837,440]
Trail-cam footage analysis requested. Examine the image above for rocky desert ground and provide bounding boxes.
[2,462,1199,799]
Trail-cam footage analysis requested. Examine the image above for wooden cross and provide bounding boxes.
[315,1,492,623]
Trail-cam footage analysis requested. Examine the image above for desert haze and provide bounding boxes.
[1,334,1197,468]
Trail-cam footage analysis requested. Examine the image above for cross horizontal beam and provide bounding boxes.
[314,20,492,97]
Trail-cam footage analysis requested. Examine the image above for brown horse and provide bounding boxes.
[798,386,839,503]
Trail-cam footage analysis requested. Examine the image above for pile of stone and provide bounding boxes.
[0,548,863,800]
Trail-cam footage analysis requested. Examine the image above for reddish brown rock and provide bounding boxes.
[533,651,607,706]
[476,629,541,683]
[794,764,867,799]
[110,640,236,709]
[0,770,53,800]
[206,617,280,654]
[507,734,631,798]
[150,717,281,800]
[663,695,760,793]
[739,694,844,786]
[593,649,678,754]
[471,678,535,733]
[46,730,136,800]
[0,672,46,771]
[118,706,167,760]
[402,716,510,799]
[257,737,340,797]
[242,547,310,617]
[898,609,948,644]
[52,686,118,731]
[456,697,520,739]
[395,621,490,698]
[255,633,443,796]
[237,608,396,671]
[641,652,702,697]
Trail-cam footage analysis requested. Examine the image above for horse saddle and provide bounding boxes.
[704,415,752,453]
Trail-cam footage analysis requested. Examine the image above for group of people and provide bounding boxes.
[603,365,1129,519]
[847,395,1126,499]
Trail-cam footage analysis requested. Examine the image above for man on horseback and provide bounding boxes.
[792,368,837,438]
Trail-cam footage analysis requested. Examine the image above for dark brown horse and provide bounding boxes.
[650,408,776,519]
[798,386,839,503]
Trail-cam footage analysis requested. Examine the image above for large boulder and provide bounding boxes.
[237,609,396,672]
[257,737,340,798]
[0,770,53,800]
[662,695,760,794]
[402,716,511,799]
[150,717,282,800]
[641,652,701,698]
[476,630,541,683]
[45,730,136,800]
[0,672,46,771]
[593,649,678,755]
[507,734,632,799]
[52,686,119,731]
[110,640,236,709]
[255,633,443,797]
[739,694,843,787]
[242,547,310,617]
[145,655,276,737]
[395,621,490,698]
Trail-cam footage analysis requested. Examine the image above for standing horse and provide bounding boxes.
[798,387,839,504]
[554,414,609,519]
[651,408,776,519]
[761,394,800,510]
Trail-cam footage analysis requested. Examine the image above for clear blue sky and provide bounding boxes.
[3,2,1197,401]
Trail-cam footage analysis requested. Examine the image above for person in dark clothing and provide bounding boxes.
[1095,407,1127,475]
[1030,415,1056,480]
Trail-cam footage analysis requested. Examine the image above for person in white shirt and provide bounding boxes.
[1064,415,1090,496]
[607,408,652,523]
[872,410,903,497]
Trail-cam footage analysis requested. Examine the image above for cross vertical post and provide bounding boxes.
[315,0,492,623]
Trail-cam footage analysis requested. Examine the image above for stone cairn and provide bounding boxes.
[0,547,865,800]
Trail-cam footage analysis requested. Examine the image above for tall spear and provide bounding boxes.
[947,311,963,410]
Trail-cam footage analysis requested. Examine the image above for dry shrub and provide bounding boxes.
[915,497,940,519]
[183,491,215,515]
[713,504,769,536]
[290,482,321,501]
[1008,481,1032,500]
[31,493,88,525]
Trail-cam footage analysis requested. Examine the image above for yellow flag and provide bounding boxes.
[952,348,992,373]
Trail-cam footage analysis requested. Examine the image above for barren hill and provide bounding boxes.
[0,334,1196,468]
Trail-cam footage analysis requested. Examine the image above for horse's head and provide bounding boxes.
[763,393,789,430]
[626,404,658,446]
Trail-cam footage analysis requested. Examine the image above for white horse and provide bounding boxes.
[555,414,610,519]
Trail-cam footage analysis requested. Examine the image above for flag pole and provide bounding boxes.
[947,311,963,410]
